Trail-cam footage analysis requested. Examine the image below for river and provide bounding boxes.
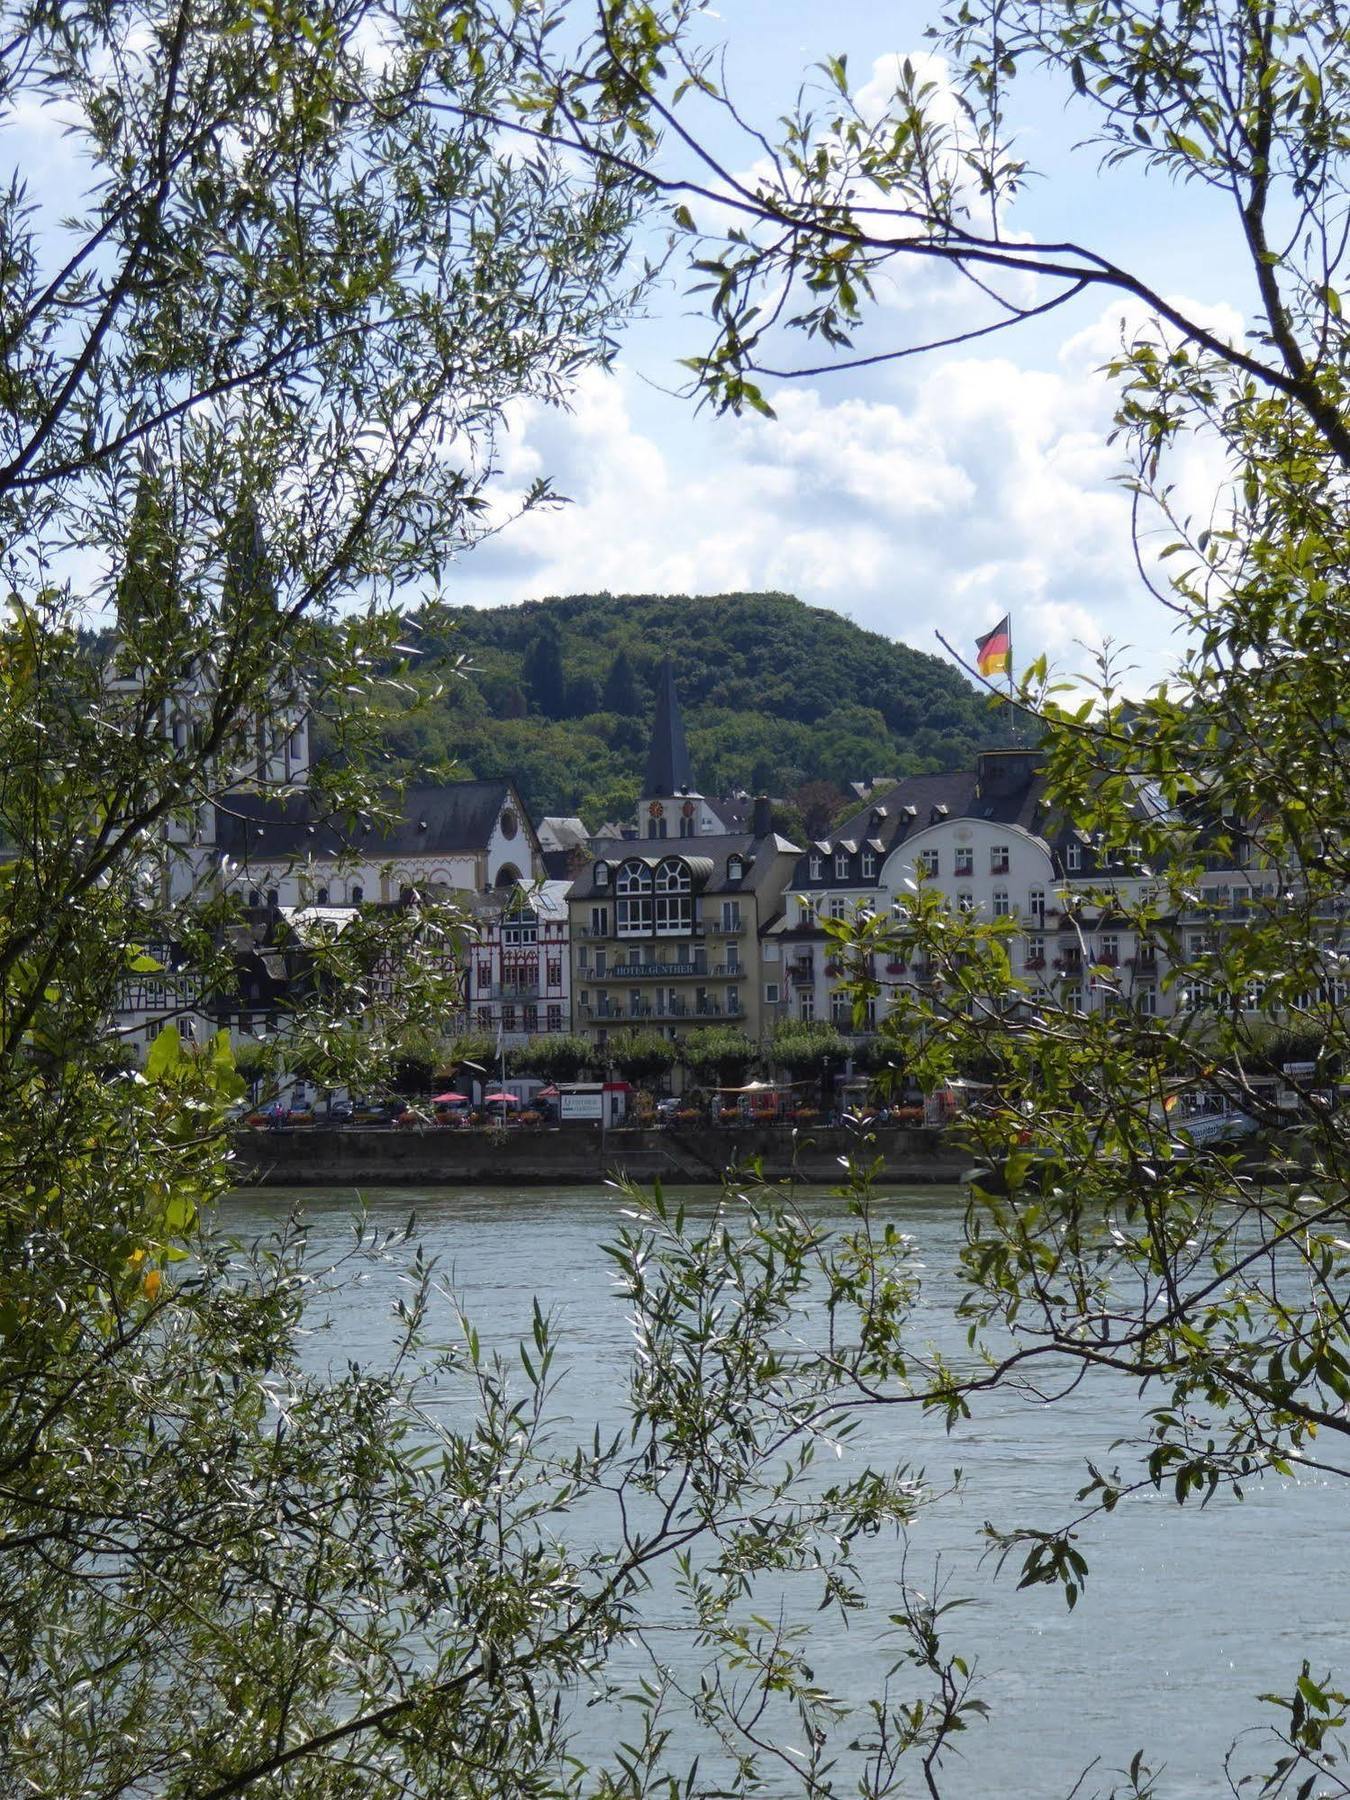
[221,1182,1349,1800]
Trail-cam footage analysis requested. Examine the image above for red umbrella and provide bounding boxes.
[484,1091,521,1106]
[537,1085,560,1099]
[431,1091,470,1104]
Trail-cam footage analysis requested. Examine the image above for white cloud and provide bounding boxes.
[451,295,1240,692]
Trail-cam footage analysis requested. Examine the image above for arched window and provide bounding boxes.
[247,888,260,908]
[617,859,654,936]
[594,861,610,887]
[265,889,279,908]
[350,884,364,905]
[654,857,693,935]
[727,855,744,882]
[316,885,329,906]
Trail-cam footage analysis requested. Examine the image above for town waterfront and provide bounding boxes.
[224,1182,1350,1800]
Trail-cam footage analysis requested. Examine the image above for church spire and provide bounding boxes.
[643,658,693,797]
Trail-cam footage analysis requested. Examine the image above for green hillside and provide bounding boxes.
[379,592,999,828]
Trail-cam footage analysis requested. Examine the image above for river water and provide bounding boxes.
[222,1183,1349,1799]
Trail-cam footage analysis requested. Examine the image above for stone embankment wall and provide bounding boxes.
[230,1124,970,1188]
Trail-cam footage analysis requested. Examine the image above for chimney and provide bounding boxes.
[752,794,773,837]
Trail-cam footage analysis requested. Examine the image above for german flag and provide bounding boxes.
[975,615,1012,679]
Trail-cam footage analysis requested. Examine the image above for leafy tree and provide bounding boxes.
[521,623,567,719]
[679,1025,758,1087]
[602,645,641,715]
[769,1018,848,1077]
[794,778,850,839]
[494,0,1350,1783]
[605,1026,676,1087]
[507,1031,595,1082]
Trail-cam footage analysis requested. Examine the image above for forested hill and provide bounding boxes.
[383,592,998,829]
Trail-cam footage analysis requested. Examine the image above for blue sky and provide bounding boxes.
[453,0,1252,692]
[8,0,1250,692]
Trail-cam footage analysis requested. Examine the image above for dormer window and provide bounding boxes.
[1066,842,1083,872]
[727,854,744,882]
[834,851,848,880]
[594,861,611,887]
[861,849,876,879]
[809,854,823,881]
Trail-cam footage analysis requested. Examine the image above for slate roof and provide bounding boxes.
[568,832,802,905]
[643,659,694,796]
[215,780,524,863]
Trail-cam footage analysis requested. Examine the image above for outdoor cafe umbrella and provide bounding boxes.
[484,1091,522,1106]
[431,1091,470,1105]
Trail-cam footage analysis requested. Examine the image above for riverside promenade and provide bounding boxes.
[230,1123,971,1188]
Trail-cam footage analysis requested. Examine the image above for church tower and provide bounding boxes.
[635,660,722,839]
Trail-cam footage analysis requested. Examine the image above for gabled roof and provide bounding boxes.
[216,780,529,864]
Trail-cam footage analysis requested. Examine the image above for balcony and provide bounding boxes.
[711,961,743,977]
[474,981,540,1001]
[581,996,744,1023]
[710,918,745,936]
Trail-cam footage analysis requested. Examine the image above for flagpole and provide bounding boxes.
[1007,613,1015,745]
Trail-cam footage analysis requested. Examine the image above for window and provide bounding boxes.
[1180,981,1211,1013]
[477,1006,492,1030]
[829,896,847,921]
[956,892,975,915]
[655,858,693,934]
[721,899,741,930]
[476,963,491,988]
[727,855,744,881]
[591,905,609,937]
[501,1005,516,1033]
[316,885,329,905]
[247,888,260,908]
[1099,933,1120,965]
[1136,986,1157,1016]
[919,849,939,878]
[679,815,694,838]
[1028,886,1045,923]
[990,845,1010,874]
[862,849,876,879]
[1025,934,1045,967]
[834,851,849,880]
[266,889,279,908]
[350,884,363,905]
[1066,842,1083,872]
[594,861,610,887]
[547,1005,563,1032]
[955,847,973,877]
[764,981,780,1005]
[1065,985,1084,1013]
[799,989,815,1022]
[547,959,562,986]
[830,990,851,1025]
[809,854,823,880]
[797,897,815,926]
[726,985,740,1014]
[617,860,655,936]
[524,1005,537,1032]
[993,890,1010,917]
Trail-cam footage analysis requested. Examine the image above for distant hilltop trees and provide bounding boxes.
[368,591,995,827]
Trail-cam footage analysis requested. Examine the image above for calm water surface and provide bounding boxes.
[221,1183,1349,1799]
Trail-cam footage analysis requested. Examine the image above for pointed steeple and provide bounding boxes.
[116,452,178,638]
[220,490,276,622]
[643,658,693,797]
